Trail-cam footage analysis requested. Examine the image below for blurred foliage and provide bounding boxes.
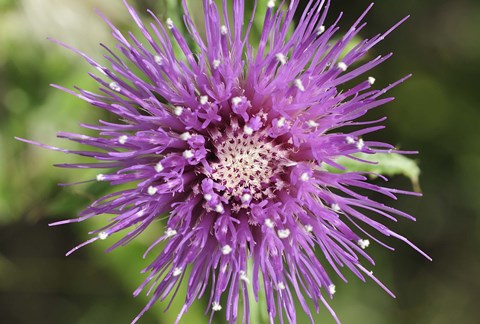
[1,0,480,324]
[327,153,421,192]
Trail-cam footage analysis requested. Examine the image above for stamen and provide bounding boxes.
[276,53,287,65]
[212,302,222,311]
[166,18,174,29]
[221,245,232,255]
[278,229,291,239]
[180,132,192,141]
[154,162,164,173]
[183,150,194,159]
[98,232,108,240]
[174,106,183,116]
[239,270,250,283]
[241,193,252,203]
[300,172,310,182]
[265,218,275,228]
[358,239,370,249]
[307,120,319,127]
[294,79,305,92]
[243,125,254,135]
[338,62,348,71]
[220,25,228,35]
[109,82,121,92]
[147,186,158,196]
[356,139,365,150]
[212,59,221,69]
[331,203,341,212]
[276,117,286,127]
[328,284,336,295]
[165,228,177,237]
[154,55,163,65]
[118,135,128,145]
[317,25,326,35]
[215,204,225,213]
[200,96,209,105]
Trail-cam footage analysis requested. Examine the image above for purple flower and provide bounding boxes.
[21,0,431,323]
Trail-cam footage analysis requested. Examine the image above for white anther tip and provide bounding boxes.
[215,204,224,213]
[147,186,157,196]
[220,25,228,35]
[180,132,192,141]
[356,138,365,150]
[328,284,336,295]
[98,231,108,240]
[300,172,310,182]
[358,239,370,249]
[183,150,194,159]
[212,59,221,69]
[317,25,326,35]
[243,125,254,135]
[307,120,319,128]
[200,96,209,105]
[212,302,222,311]
[241,193,252,203]
[174,106,183,116]
[154,162,164,173]
[232,97,242,106]
[221,245,232,255]
[118,135,128,145]
[346,136,356,144]
[338,62,348,71]
[166,18,174,29]
[331,203,341,212]
[278,229,291,239]
[276,117,286,127]
[294,79,305,92]
[165,228,177,237]
[276,53,287,65]
[265,218,275,228]
[109,82,121,92]
[154,55,163,65]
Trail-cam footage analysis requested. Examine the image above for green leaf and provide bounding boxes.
[326,153,421,192]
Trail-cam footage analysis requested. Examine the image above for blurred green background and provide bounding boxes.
[1,0,479,323]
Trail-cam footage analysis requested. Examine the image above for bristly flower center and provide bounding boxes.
[210,127,289,204]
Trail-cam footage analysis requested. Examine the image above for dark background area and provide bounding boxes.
[1,0,479,323]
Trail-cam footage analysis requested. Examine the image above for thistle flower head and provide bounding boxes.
[22,0,431,323]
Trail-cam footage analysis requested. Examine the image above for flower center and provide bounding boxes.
[210,128,289,204]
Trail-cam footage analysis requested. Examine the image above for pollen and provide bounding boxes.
[212,302,222,311]
[328,284,336,295]
[317,25,326,35]
[338,62,348,71]
[109,82,121,92]
[172,267,183,277]
[221,245,232,255]
[98,231,108,240]
[154,162,164,172]
[210,129,290,202]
